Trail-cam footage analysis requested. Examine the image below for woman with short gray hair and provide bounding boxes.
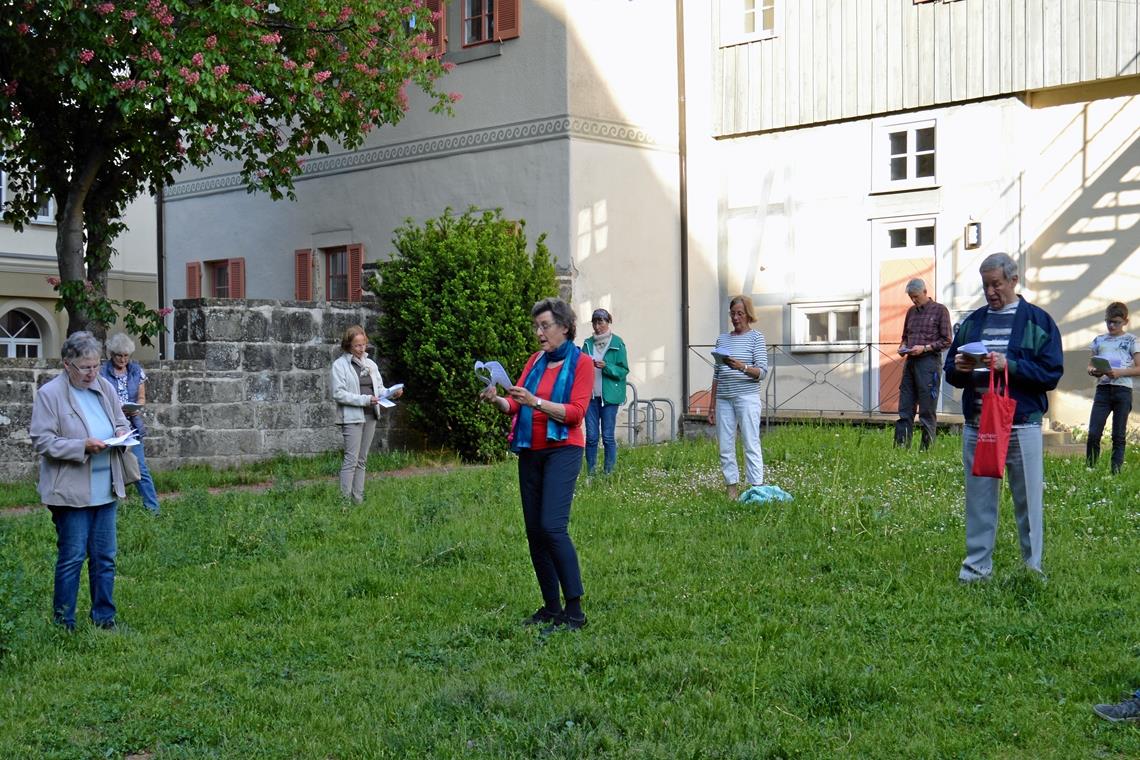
[30,331,133,631]
[101,332,160,514]
[479,297,594,632]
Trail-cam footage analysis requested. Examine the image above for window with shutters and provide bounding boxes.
[872,119,938,193]
[457,0,519,49]
[720,0,777,47]
[203,258,246,298]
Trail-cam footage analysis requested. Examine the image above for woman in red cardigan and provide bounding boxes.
[480,298,594,633]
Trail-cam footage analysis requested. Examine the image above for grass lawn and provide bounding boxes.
[0,425,1138,758]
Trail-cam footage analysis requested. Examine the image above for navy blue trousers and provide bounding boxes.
[517,445,585,607]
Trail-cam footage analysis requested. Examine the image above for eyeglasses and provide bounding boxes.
[68,362,99,375]
[111,353,130,359]
[534,321,559,334]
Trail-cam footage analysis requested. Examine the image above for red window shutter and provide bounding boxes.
[347,243,364,302]
[294,249,313,300]
[186,262,202,299]
[228,257,246,299]
[494,0,520,41]
[426,0,447,56]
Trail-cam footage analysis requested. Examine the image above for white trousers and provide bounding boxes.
[716,394,764,486]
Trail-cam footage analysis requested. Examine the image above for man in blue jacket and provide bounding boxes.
[944,252,1063,582]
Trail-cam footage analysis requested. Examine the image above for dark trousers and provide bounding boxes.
[518,446,585,607]
[1087,384,1132,473]
[895,352,940,450]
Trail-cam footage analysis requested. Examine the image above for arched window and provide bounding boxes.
[0,309,42,358]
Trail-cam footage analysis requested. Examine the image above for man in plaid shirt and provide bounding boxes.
[895,278,952,450]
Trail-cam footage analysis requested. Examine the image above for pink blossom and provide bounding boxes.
[338,6,352,22]
[213,64,229,78]
[313,70,331,83]
[104,34,116,45]
[3,80,18,97]
[234,83,251,92]
[95,2,115,15]
[368,108,379,119]
[78,49,95,64]
[16,23,29,35]
[260,32,281,45]
[120,9,136,20]
[191,52,204,67]
[448,91,462,103]
[442,61,456,72]
[282,59,297,71]
[305,47,317,59]
[203,125,216,137]
[205,35,217,49]
[432,10,442,21]
[46,276,61,287]
[113,79,135,91]
[296,157,306,167]
[245,93,265,104]
[179,67,200,85]
[157,307,174,317]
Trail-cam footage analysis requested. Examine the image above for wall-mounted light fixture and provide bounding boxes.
[964,220,982,250]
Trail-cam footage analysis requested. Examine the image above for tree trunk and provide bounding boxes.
[54,148,107,337]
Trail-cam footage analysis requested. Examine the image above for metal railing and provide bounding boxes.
[687,342,960,429]
[615,381,677,446]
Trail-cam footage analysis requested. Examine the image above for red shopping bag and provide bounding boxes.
[971,364,1016,478]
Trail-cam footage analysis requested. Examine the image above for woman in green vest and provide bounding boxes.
[582,309,630,475]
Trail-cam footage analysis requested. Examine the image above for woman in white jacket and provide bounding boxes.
[330,325,401,503]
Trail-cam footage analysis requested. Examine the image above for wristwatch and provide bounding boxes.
[535,398,543,409]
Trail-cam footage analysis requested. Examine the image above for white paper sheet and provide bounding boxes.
[474,360,514,391]
[102,431,140,447]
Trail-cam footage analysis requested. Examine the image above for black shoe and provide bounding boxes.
[92,619,117,631]
[541,612,587,635]
[522,607,560,626]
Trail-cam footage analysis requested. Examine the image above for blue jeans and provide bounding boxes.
[1087,384,1132,473]
[518,446,585,607]
[132,443,160,513]
[49,502,117,627]
[585,397,619,474]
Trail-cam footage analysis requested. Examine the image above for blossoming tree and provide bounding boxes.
[0,0,454,342]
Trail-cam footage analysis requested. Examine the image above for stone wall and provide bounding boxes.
[0,298,412,482]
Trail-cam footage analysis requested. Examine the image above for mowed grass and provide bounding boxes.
[0,425,1138,758]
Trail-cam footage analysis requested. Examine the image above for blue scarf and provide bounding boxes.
[511,340,581,452]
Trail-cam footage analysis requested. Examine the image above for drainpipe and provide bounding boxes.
[675,0,690,413]
[156,187,166,359]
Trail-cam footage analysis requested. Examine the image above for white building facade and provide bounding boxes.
[687,0,1140,428]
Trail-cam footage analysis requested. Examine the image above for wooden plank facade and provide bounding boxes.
[714,0,1140,136]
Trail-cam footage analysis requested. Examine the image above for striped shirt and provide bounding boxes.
[969,300,1020,418]
[713,330,768,399]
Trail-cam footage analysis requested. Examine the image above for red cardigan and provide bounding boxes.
[505,351,594,449]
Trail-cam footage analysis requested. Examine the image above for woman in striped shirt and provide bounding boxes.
[707,295,768,500]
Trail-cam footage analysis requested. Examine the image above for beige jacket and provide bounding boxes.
[330,353,386,424]
[29,373,131,507]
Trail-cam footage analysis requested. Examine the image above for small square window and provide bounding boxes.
[873,119,938,192]
[721,0,778,47]
[791,301,862,350]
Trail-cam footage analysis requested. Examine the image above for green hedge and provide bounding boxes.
[371,208,557,462]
